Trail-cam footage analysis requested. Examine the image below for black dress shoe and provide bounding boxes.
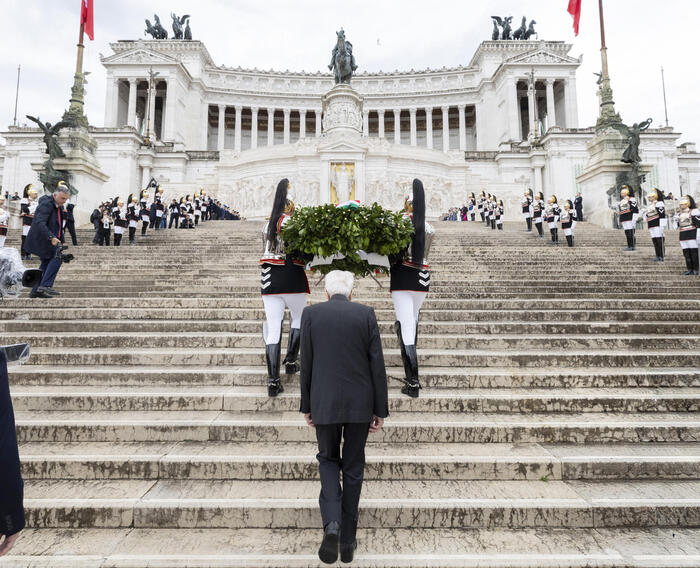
[318,521,340,564]
[340,540,357,563]
[44,288,61,296]
[29,289,52,299]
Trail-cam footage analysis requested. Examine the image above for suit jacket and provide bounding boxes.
[25,194,63,259]
[0,352,25,536]
[300,294,389,425]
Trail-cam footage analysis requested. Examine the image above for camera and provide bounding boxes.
[54,244,75,264]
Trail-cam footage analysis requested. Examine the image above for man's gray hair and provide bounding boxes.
[325,270,354,298]
[54,185,70,195]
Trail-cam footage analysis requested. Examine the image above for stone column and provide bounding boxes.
[393,109,401,144]
[127,78,138,129]
[533,165,544,194]
[267,108,275,146]
[299,110,306,139]
[202,104,210,149]
[527,81,536,138]
[441,106,450,151]
[251,107,259,149]
[283,109,291,144]
[363,110,369,137]
[315,109,322,137]
[234,105,243,151]
[163,79,176,141]
[566,77,579,128]
[378,110,385,138]
[409,108,417,146]
[148,82,157,140]
[109,78,120,127]
[507,76,520,141]
[426,108,433,149]
[458,104,466,151]
[546,79,556,129]
[217,104,226,151]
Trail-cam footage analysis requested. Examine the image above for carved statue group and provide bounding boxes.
[145,13,192,40]
[25,115,77,195]
[491,16,537,40]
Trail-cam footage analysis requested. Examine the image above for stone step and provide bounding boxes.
[11,386,700,414]
[20,479,700,529]
[20,347,699,368]
[4,319,700,335]
[4,527,700,567]
[16,441,700,481]
[10,366,699,388]
[6,332,700,351]
[14,410,700,444]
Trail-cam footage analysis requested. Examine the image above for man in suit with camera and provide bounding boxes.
[24,182,70,298]
[300,270,389,564]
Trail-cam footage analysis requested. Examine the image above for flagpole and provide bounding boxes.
[63,0,89,127]
[595,0,621,130]
[12,65,21,127]
[661,66,669,127]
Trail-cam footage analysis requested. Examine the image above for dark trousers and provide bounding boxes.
[141,221,149,236]
[92,221,100,244]
[576,208,583,222]
[114,233,122,247]
[315,422,370,544]
[66,222,78,246]
[129,227,136,243]
[169,214,179,228]
[33,256,62,292]
[98,229,110,246]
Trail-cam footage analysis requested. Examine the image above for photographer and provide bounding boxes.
[24,182,70,299]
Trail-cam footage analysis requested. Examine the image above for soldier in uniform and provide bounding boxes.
[643,188,667,262]
[152,186,165,230]
[20,184,38,260]
[139,189,150,237]
[477,191,486,223]
[468,192,477,221]
[560,199,578,247]
[489,195,497,230]
[112,199,127,247]
[390,179,435,398]
[496,199,504,230]
[201,190,209,221]
[126,194,139,244]
[532,191,545,238]
[194,192,202,226]
[522,188,533,232]
[618,185,639,251]
[544,195,560,245]
[678,194,700,275]
[260,179,309,397]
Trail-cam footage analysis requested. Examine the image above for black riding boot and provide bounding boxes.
[535,222,543,237]
[282,328,301,375]
[114,233,122,247]
[652,237,662,261]
[21,235,30,260]
[682,248,693,275]
[394,321,412,381]
[566,234,573,247]
[550,228,556,244]
[553,228,559,245]
[691,248,700,275]
[266,342,283,397]
[526,217,532,232]
[491,219,495,230]
[401,344,420,398]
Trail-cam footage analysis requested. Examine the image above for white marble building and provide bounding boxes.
[1,38,699,221]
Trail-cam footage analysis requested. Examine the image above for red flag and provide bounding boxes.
[81,0,94,41]
[568,0,582,36]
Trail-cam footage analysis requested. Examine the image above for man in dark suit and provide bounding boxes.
[0,349,25,556]
[300,270,389,565]
[574,192,583,222]
[24,182,70,298]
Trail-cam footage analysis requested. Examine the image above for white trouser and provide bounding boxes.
[0,236,5,247]
[621,220,636,230]
[22,225,30,237]
[564,228,573,236]
[548,222,557,229]
[523,213,531,219]
[392,290,427,345]
[262,293,307,344]
[649,226,664,239]
[680,239,699,250]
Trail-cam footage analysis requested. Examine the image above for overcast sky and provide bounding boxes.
[1,0,698,147]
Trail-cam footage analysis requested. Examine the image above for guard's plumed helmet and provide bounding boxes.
[620,185,634,198]
[647,187,666,202]
[680,194,697,210]
[267,178,291,243]
[524,188,533,197]
[140,189,149,199]
[23,184,34,198]
[117,199,124,207]
[536,191,544,201]
[563,199,573,210]
[548,195,558,204]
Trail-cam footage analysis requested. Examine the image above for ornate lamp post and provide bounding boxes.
[595,0,622,131]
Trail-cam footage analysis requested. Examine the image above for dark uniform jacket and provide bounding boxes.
[0,352,25,537]
[25,194,63,259]
[300,295,389,425]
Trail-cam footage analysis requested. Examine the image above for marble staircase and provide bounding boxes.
[1,221,699,567]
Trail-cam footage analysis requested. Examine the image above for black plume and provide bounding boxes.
[411,178,426,266]
[267,179,289,243]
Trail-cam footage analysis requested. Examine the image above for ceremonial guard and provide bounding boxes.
[139,189,150,237]
[560,199,577,247]
[112,199,127,246]
[532,191,545,238]
[194,192,202,226]
[390,179,435,398]
[496,199,504,230]
[522,189,533,232]
[179,197,188,228]
[201,190,209,221]
[678,194,700,275]
[478,191,486,223]
[544,195,560,245]
[20,184,38,260]
[260,179,309,397]
[0,195,8,248]
[618,185,639,251]
[186,195,195,228]
[126,194,139,244]
[153,186,165,230]
[489,195,497,230]
[644,188,667,261]
[468,192,477,221]
[168,199,180,228]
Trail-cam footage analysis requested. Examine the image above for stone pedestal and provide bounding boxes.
[576,128,651,228]
[31,127,109,225]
